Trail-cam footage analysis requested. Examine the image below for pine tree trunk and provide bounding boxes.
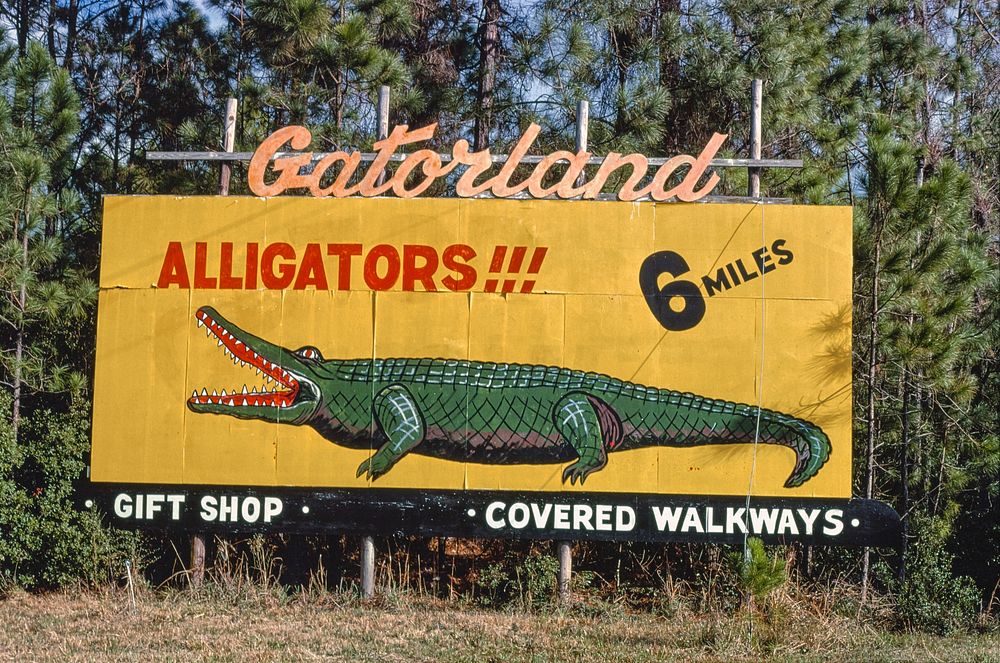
[899,370,911,585]
[12,215,29,441]
[63,0,79,72]
[46,0,56,59]
[860,229,882,606]
[16,0,30,55]
[657,0,681,153]
[474,0,500,151]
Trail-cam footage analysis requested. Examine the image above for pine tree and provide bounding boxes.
[0,42,92,439]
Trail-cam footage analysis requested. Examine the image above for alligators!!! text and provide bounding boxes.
[155,242,548,292]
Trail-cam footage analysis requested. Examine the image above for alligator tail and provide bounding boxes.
[646,392,833,488]
[756,410,832,488]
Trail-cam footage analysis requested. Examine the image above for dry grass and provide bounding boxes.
[1,585,997,662]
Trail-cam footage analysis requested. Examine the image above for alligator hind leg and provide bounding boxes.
[357,385,426,481]
[553,392,607,485]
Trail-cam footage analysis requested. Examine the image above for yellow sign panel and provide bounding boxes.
[92,196,852,498]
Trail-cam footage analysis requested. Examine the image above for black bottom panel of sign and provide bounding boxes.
[80,484,901,547]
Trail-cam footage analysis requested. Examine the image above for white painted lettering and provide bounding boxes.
[797,508,820,535]
[777,509,799,535]
[726,507,748,534]
[822,509,844,536]
[530,502,552,528]
[146,494,164,519]
[264,497,283,522]
[554,504,570,529]
[681,508,704,533]
[486,501,506,529]
[595,505,613,531]
[113,494,133,519]
[200,495,218,521]
[167,495,186,520]
[508,503,530,529]
[706,507,724,533]
[652,506,683,531]
[749,508,779,534]
[616,506,636,532]
[241,497,261,523]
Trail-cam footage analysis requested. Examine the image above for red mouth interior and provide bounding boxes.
[188,309,300,409]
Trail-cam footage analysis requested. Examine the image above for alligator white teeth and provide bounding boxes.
[241,385,248,394]
[197,320,204,328]
[255,368,262,376]
[250,387,258,394]
[191,390,197,398]
[221,389,228,397]
[211,390,218,396]
[201,388,208,396]
[217,339,224,346]
[241,397,248,406]
[205,328,211,337]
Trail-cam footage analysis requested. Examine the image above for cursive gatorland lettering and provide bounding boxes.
[248,123,728,202]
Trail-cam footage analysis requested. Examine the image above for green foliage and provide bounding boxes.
[477,548,560,610]
[733,538,786,603]
[0,391,145,589]
[0,41,137,591]
[895,539,981,635]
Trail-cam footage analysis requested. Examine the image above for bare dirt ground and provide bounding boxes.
[1,587,997,662]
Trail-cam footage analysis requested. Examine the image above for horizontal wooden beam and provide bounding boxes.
[146,150,803,169]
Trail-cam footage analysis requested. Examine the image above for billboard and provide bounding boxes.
[86,196,897,544]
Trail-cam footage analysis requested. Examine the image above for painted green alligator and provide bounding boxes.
[187,306,831,487]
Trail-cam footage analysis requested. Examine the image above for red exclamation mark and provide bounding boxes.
[483,246,507,293]
[519,247,548,293]
[483,245,548,293]
[500,247,527,293]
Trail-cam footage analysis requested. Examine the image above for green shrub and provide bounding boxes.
[477,548,560,610]
[733,538,787,603]
[0,392,144,590]
[897,542,980,635]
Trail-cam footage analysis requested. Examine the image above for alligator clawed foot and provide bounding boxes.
[561,462,599,485]
[356,456,391,481]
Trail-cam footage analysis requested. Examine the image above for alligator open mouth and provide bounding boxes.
[186,307,319,423]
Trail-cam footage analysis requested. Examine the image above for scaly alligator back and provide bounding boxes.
[306,358,831,488]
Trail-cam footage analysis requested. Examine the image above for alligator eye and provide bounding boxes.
[295,346,323,361]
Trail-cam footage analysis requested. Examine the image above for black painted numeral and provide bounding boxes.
[639,251,706,331]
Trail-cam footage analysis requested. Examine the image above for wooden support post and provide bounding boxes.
[190,95,239,588]
[575,99,589,186]
[361,536,375,599]
[190,534,205,588]
[219,97,238,195]
[557,541,572,603]
[556,99,589,606]
[375,85,390,186]
[749,79,762,198]
[359,85,390,601]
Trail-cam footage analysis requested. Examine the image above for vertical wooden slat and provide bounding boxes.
[219,97,238,195]
[191,95,239,588]
[557,99,590,605]
[749,80,762,198]
[360,85,391,601]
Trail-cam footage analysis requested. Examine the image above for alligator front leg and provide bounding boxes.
[553,392,607,485]
[357,384,426,481]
